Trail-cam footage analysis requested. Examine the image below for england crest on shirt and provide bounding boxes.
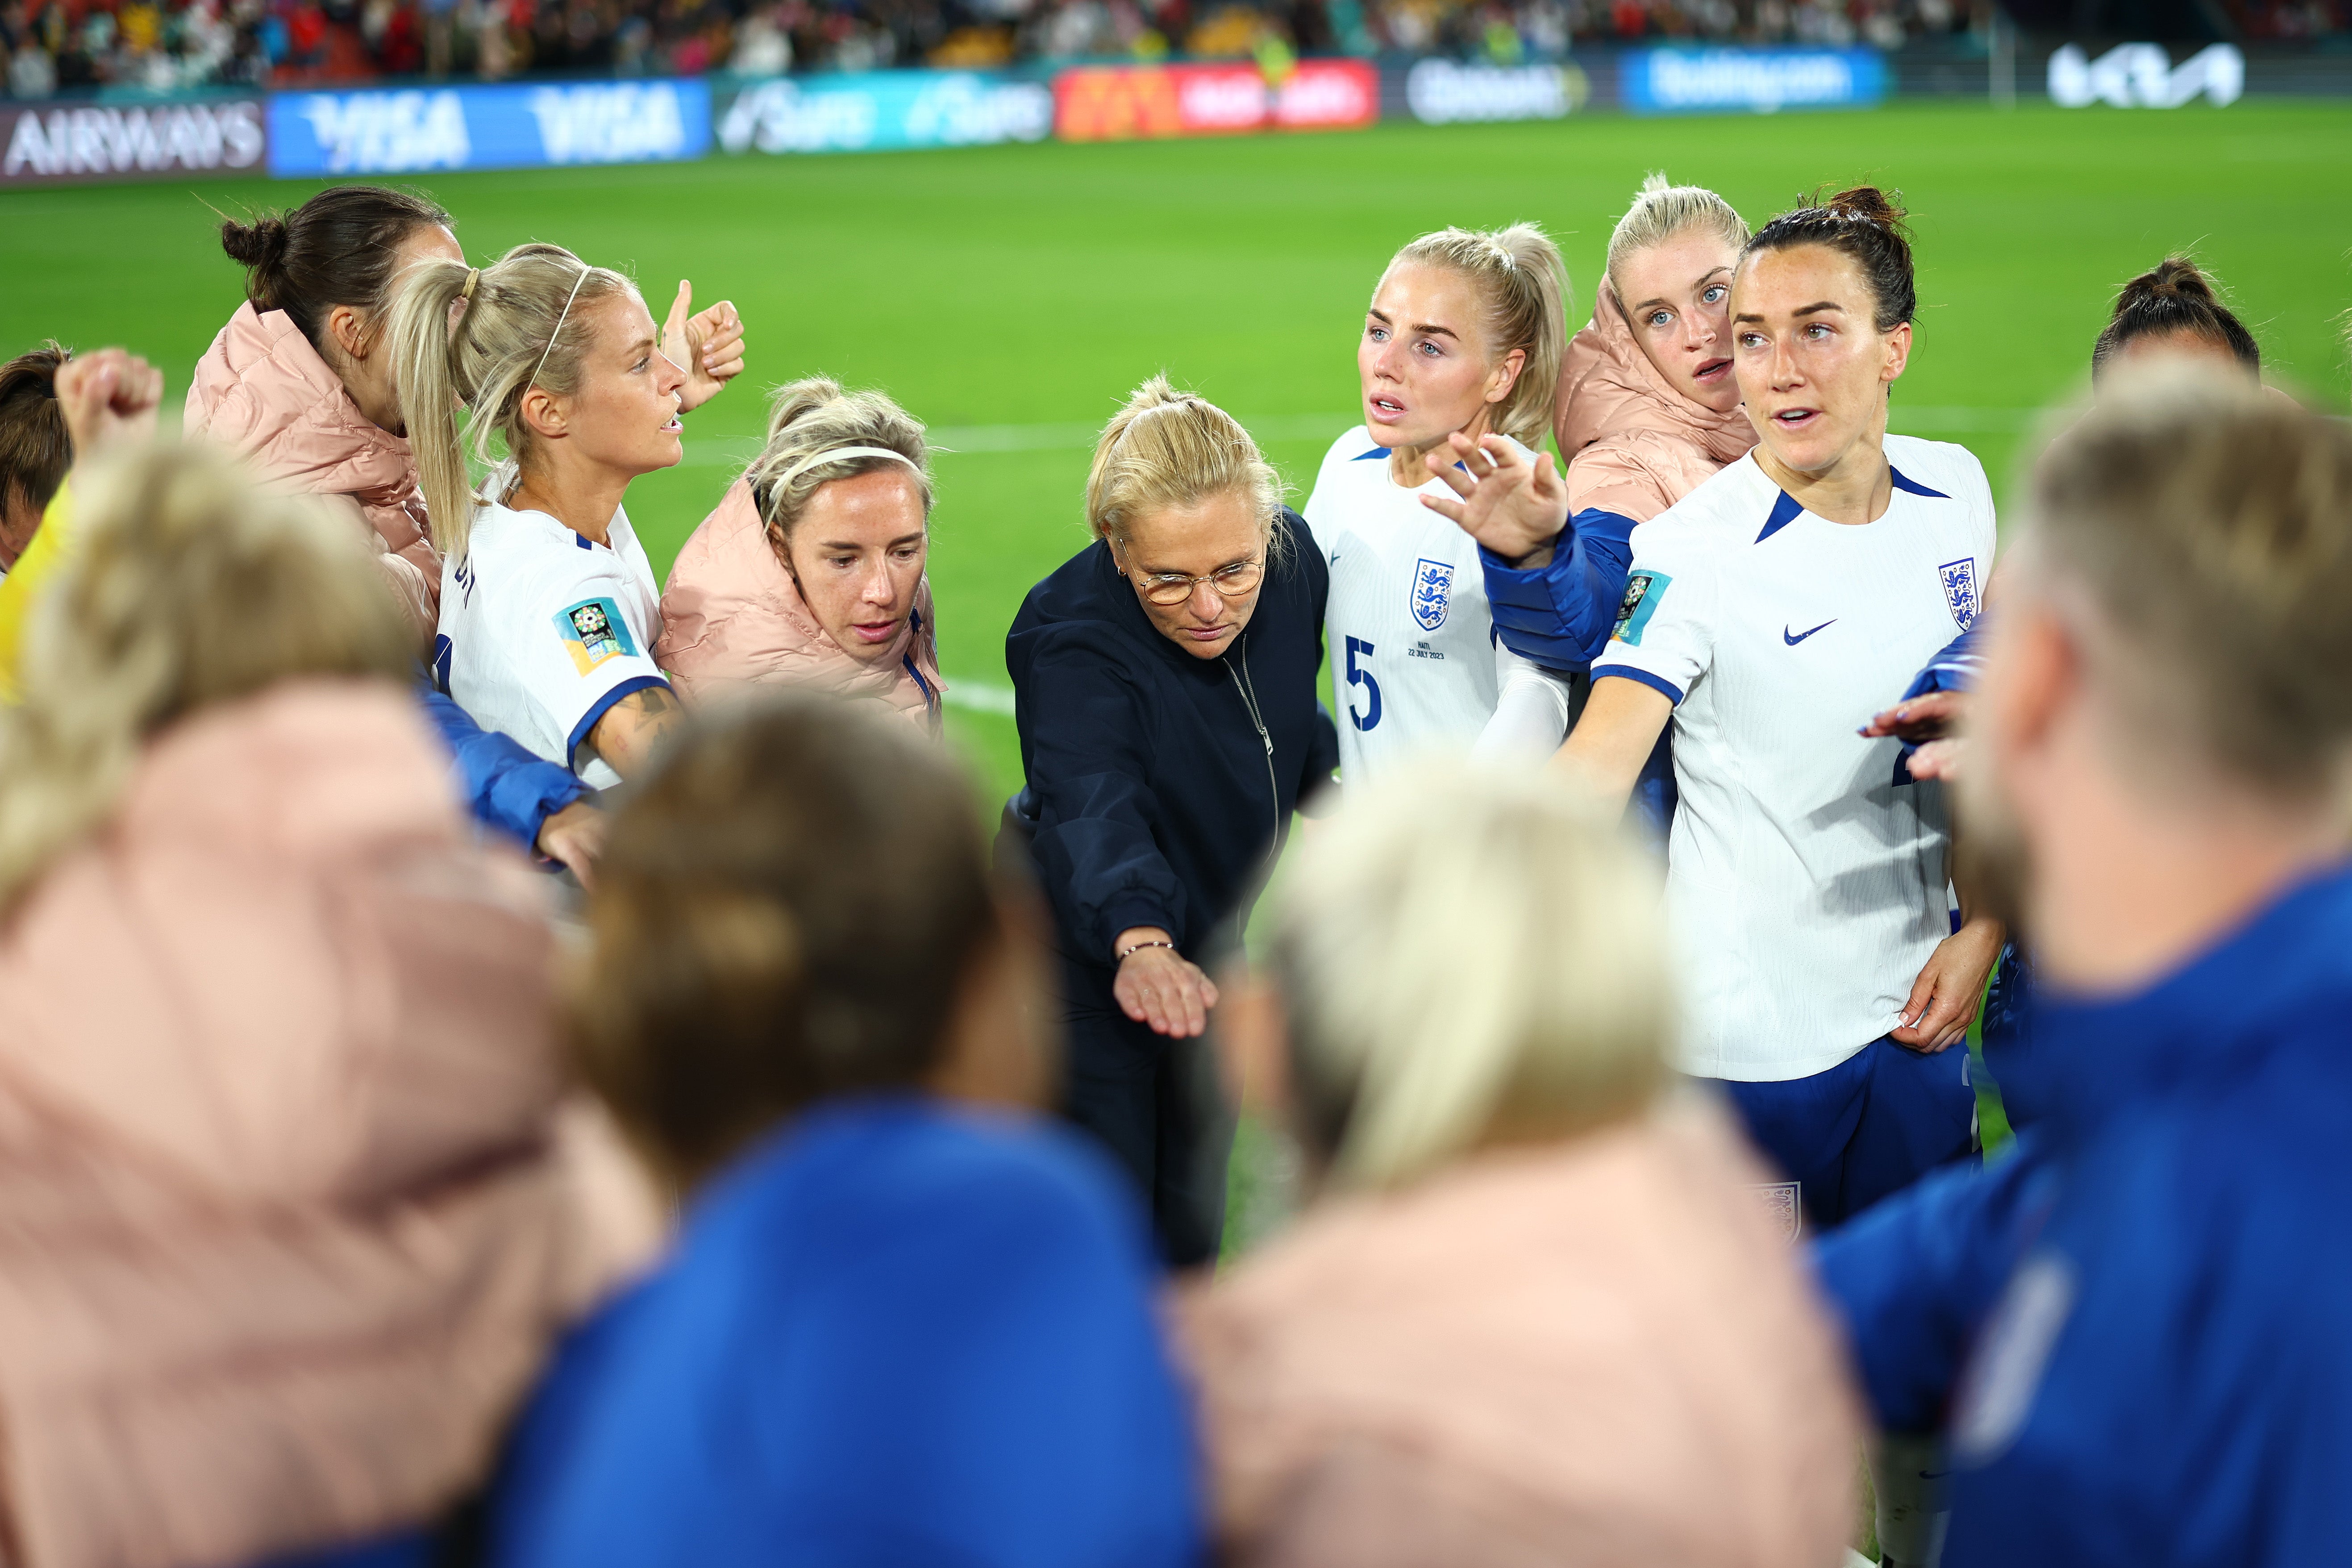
[1409,557,1453,632]
[1940,557,1981,631]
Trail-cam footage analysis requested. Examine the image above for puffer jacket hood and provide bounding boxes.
[185,303,440,635]
[1553,276,1760,525]
[1178,1097,1862,1568]
[655,478,945,729]
[0,680,660,1568]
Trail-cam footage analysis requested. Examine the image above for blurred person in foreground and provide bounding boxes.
[1180,759,1861,1568]
[1816,366,2352,1565]
[656,376,945,724]
[0,341,71,578]
[483,693,1200,1568]
[0,438,656,1568]
[1004,377,1339,1269]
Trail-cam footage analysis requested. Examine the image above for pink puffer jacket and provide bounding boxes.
[0,681,661,1568]
[185,304,440,639]
[657,478,946,730]
[1553,277,1760,525]
[1177,1098,1862,1568]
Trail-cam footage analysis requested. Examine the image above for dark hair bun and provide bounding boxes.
[218,214,289,272]
[2130,257,2219,305]
[1824,185,1910,234]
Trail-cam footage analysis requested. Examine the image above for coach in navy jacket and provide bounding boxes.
[1006,508,1337,1268]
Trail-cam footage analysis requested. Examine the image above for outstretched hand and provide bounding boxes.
[1112,929,1220,1039]
[1861,688,1969,744]
[1417,431,1569,568]
[662,282,746,413]
[55,348,164,458]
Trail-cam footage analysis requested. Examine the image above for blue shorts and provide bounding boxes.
[1715,1036,1978,1233]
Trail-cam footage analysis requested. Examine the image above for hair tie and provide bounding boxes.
[451,267,485,342]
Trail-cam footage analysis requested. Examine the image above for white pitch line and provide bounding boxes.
[942,680,1018,717]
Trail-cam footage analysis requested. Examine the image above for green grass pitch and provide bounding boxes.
[5,98,2349,803]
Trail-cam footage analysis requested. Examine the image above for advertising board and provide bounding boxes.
[714,70,1051,155]
[1399,58,1591,123]
[1619,46,1886,113]
[1,96,265,185]
[266,79,709,176]
[2047,42,2243,107]
[1053,59,1377,141]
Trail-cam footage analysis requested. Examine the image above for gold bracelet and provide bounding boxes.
[1116,939,1176,963]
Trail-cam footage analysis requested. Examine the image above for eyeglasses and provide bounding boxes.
[1131,557,1264,606]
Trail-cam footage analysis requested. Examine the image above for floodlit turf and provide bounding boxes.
[4,98,2349,799]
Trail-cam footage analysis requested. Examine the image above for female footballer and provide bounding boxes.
[1303,223,1580,781]
[1557,187,2004,1232]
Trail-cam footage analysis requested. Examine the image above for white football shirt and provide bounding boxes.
[434,480,669,791]
[1306,426,1555,783]
[1592,434,1996,1082]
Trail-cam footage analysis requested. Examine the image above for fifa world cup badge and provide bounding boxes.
[1409,557,1453,632]
[1940,557,1982,632]
[555,597,638,674]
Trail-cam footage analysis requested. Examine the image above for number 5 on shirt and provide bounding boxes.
[1345,635,1382,732]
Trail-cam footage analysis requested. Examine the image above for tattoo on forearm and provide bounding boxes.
[619,686,680,717]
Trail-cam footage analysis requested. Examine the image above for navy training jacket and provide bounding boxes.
[1006,513,1338,997]
[1815,862,2352,1566]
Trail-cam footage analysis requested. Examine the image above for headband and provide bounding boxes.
[771,444,921,492]
[527,262,591,395]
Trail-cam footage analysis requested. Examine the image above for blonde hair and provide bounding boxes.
[1268,760,1670,1191]
[2024,365,2352,801]
[1386,223,1569,448]
[1085,375,1287,561]
[1604,173,1750,306]
[0,444,414,911]
[744,376,934,552]
[386,241,636,563]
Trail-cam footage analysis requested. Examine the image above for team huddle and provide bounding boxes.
[0,163,2344,1568]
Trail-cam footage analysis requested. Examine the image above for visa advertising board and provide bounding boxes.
[1619,46,1886,113]
[267,79,710,176]
[714,70,1052,155]
[1053,59,1378,141]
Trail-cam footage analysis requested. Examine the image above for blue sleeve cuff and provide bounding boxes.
[566,675,671,770]
[416,681,591,849]
[1901,626,1982,701]
[1478,507,1641,672]
[1594,665,1684,707]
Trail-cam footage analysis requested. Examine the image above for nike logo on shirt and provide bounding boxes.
[1784,620,1836,645]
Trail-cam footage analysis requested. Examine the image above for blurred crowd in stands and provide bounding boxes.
[0,0,2337,100]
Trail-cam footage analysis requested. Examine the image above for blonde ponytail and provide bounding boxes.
[1085,376,1287,561]
[744,376,934,550]
[1388,223,1569,448]
[0,444,414,913]
[386,241,634,563]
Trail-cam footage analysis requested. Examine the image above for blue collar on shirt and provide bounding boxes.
[1756,465,1950,543]
[2019,861,2352,1144]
